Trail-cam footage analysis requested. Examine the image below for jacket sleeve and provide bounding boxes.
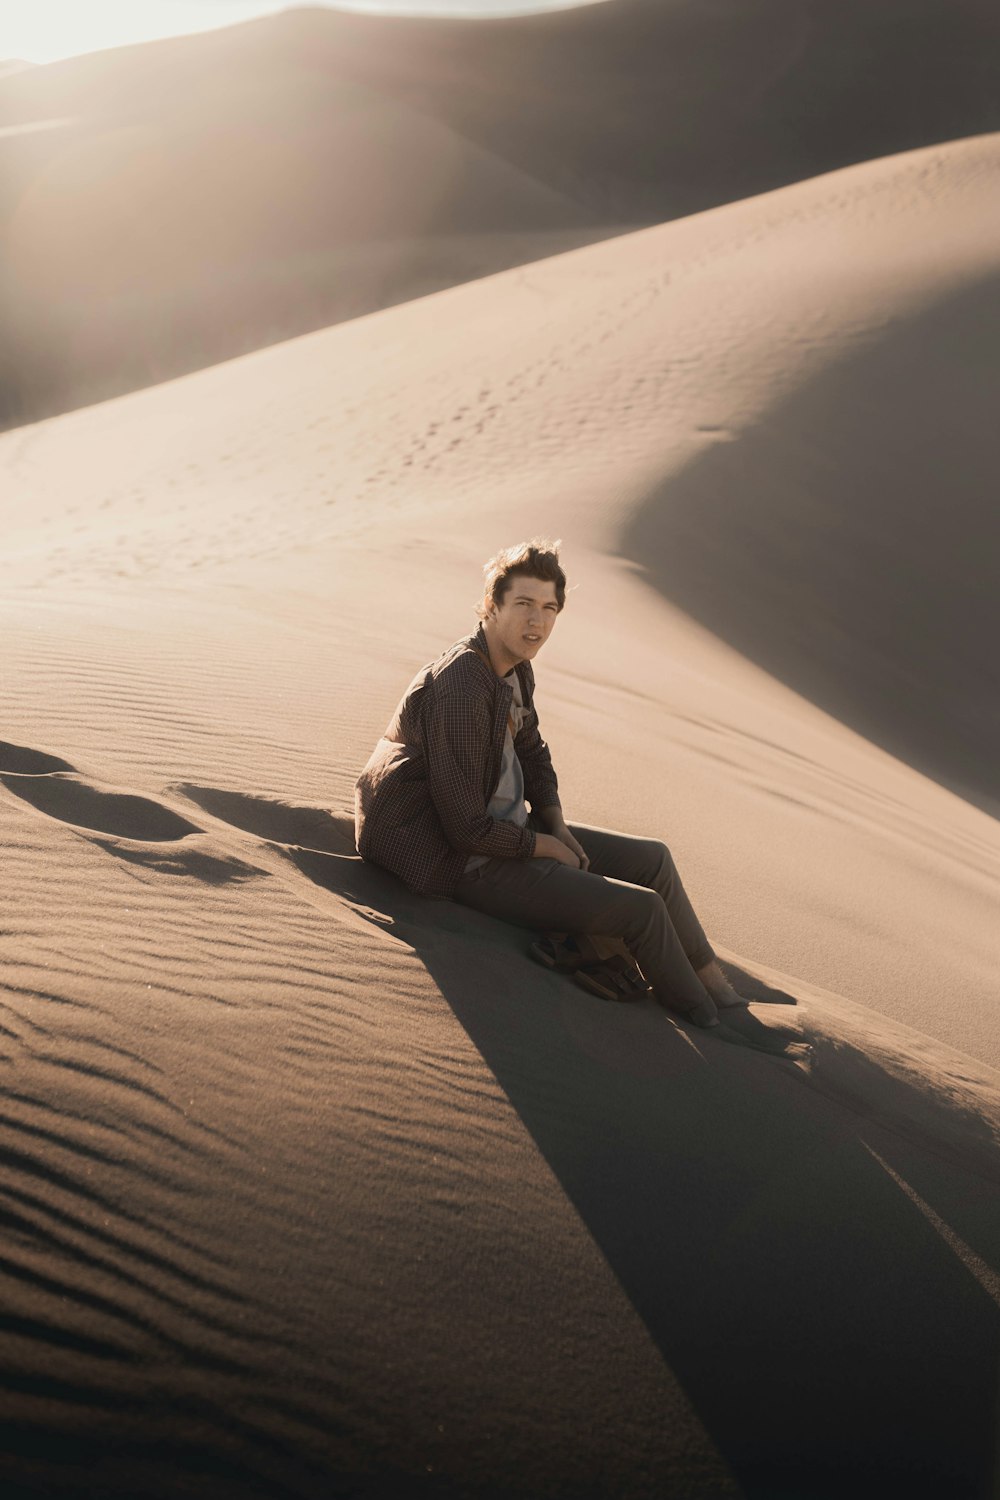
[515,693,560,812]
[423,688,537,861]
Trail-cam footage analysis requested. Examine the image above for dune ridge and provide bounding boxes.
[2,0,999,426]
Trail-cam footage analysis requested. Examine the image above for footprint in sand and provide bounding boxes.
[0,741,198,841]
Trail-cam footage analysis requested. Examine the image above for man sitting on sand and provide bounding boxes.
[354,539,746,1029]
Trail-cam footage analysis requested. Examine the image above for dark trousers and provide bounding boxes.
[453,821,716,1014]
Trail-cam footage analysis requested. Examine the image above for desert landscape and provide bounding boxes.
[2,2,999,1497]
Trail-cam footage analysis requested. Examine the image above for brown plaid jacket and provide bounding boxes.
[354,623,561,897]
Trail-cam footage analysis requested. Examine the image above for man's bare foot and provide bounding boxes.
[695,959,749,1009]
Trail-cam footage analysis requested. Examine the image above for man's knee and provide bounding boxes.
[620,884,664,940]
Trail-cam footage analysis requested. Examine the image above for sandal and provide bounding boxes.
[528,932,588,972]
[529,932,650,1004]
[574,953,651,1003]
[530,932,713,1021]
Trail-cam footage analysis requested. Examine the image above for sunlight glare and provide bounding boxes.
[2,0,614,66]
[2,1,290,65]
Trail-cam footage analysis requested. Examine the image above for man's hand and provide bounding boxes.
[533,813,590,871]
[532,833,582,868]
[554,826,590,871]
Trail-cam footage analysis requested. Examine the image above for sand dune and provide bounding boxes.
[3,0,999,426]
[2,130,1000,1495]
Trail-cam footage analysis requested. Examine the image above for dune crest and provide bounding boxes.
[3,0,999,424]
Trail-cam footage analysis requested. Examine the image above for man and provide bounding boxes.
[354,539,747,1028]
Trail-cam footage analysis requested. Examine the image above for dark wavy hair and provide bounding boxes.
[476,538,567,620]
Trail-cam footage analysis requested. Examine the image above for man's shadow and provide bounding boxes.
[183,786,1000,1500]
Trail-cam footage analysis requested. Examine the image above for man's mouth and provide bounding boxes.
[524,634,541,643]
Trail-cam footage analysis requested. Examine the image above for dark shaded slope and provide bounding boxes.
[621,273,1000,817]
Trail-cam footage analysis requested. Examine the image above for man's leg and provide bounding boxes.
[569,822,748,1010]
[567,823,715,969]
[453,847,718,1026]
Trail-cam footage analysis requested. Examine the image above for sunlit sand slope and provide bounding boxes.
[2,135,999,1496]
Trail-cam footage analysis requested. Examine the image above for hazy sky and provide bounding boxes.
[2,0,610,66]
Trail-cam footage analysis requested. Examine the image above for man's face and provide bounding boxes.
[490,573,561,665]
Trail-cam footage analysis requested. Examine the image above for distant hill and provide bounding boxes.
[1,0,998,427]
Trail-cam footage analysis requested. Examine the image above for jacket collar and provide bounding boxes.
[465,622,533,690]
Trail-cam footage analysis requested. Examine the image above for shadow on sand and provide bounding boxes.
[621,275,1000,823]
[182,787,1000,1500]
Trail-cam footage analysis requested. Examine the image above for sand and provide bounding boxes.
[1,36,999,1500]
[4,0,999,426]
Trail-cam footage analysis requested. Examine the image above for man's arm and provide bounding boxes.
[513,673,590,869]
[533,805,590,870]
[515,705,560,814]
[424,689,537,862]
